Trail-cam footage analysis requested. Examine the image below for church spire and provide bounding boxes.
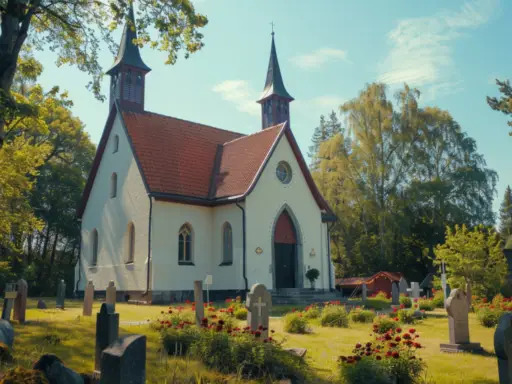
[106,3,151,112]
[257,28,294,129]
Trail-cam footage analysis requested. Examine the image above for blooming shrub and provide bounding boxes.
[418,299,434,311]
[0,367,49,384]
[321,305,349,328]
[373,316,399,333]
[477,307,502,328]
[284,312,310,334]
[349,307,376,323]
[234,307,248,320]
[472,294,512,327]
[371,291,390,300]
[399,295,412,308]
[396,309,417,324]
[339,326,425,384]
[303,304,320,319]
[431,290,444,308]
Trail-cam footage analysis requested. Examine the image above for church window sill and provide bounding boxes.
[178,261,195,266]
[89,266,98,272]
[219,261,232,266]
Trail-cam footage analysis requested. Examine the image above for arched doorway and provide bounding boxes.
[273,209,299,289]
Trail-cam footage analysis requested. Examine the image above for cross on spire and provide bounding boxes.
[270,21,275,36]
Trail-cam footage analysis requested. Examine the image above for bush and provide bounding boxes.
[373,316,398,333]
[340,356,391,384]
[0,367,49,384]
[373,291,390,300]
[234,307,248,320]
[284,312,310,334]
[321,305,349,328]
[431,290,445,308]
[349,308,376,323]
[492,293,505,306]
[305,268,320,287]
[303,305,320,319]
[160,324,201,356]
[477,307,503,328]
[365,299,391,310]
[418,299,435,311]
[397,309,417,324]
[399,295,412,308]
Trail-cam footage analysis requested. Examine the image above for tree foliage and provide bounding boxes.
[500,185,512,239]
[312,83,498,281]
[487,79,512,135]
[0,0,208,144]
[434,224,506,298]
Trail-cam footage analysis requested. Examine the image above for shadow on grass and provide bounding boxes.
[471,379,499,384]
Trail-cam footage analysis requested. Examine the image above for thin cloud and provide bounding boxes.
[378,0,497,99]
[291,48,350,70]
[212,80,260,116]
[312,96,345,109]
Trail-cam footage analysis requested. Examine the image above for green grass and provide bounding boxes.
[1,300,500,383]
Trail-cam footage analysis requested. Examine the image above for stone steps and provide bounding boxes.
[271,289,343,305]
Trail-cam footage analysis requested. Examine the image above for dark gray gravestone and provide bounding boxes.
[56,279,66,309]
[33,354,84,384]
[100,334,146,384]
[361,284,367,301]
[94,303,119,375]
[494,313,512,384]
[37,299,47,309]
[391,282,399,305]
[0,319,14,347]
[399,277,409,295]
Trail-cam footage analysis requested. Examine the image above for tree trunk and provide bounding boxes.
[41,226,50,260]
[47,232,59,278]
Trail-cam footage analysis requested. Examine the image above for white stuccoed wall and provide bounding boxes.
[245,134,331,290]
[76,115,150,292]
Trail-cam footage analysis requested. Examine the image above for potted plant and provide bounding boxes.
[305,268,320,290]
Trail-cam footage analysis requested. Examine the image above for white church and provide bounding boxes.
[75,9,337,303]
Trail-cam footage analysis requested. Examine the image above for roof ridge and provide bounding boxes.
[222,122,287,146]
[126,109,247,138]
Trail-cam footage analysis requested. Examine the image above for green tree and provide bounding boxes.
[500,185,512,239]
[308,115,329,169]
[487,79,512,135]
[434,224,506,298]
[0,0,208,145]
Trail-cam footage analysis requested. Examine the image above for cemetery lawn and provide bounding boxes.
[3,300,499,383]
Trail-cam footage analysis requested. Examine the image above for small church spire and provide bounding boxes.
[257,27,294,129]
[106,3,151,112]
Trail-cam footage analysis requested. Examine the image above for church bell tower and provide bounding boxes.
[106,4,151,112]
[257,30,294,129]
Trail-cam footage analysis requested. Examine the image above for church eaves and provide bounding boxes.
[257,33,294,102]
[106,5,151,75]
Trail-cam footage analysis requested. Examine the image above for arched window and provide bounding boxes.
[110,173,117,198]
[222,222,233,264]
[113,134,119,153]
[127,223,135,263]
[178,224,193,263]
[91,229,98,266]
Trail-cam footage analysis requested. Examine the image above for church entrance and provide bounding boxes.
[273,210,298,289]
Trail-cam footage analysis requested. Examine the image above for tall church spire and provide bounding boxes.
[257,29,294,129]
[106,4,151,112]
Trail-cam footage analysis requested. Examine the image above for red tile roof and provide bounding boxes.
[336,272,402,287]
[78,104,334,217]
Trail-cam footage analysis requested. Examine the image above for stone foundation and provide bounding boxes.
[440,342,483,353]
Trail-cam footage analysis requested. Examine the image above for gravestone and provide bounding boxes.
[246,283,272,339]
[399,277,409,295]
[2,283,17,321]
[410,282,420,299]
[391,282,399,305]
[494,313,512,384]
[56,279,66,309]
[361,284,367,301]
[37,299,47,309]
[193,280,204,327]
[94,303,119,375]
[106,280,116,309]
[13,279,27,323]
[440,289,482,352]
[83,280,94,317]
[33,354,84,384]
[0,319,14,347]
[465,282,472,309]
[100,334,146,384]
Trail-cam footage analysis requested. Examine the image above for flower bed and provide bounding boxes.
[473,294,512,327]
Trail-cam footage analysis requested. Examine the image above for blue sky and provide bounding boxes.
[35,0,511,219]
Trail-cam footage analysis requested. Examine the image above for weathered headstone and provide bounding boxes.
[56,279,66,309]
[391,282,399,305]
[2,283,17,321]
[83,280,94,317]
[106,280,116,309]
[13,279,27,323]
[361,284,367,301]
[33,354,84,384]
[465,282,472,309]
[494,313,512,384]
[440,289,482,352]
[246,283,272,339]
[410,282,420,299]
[94,303,119,375]
[399,277,409,295]
[193,280,204,327]
[0,319,14,347]
[100,334,146,384]
[37,299,47,309]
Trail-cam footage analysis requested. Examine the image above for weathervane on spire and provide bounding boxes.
[270,21,275,36]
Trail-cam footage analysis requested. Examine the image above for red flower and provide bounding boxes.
[414,342,422,348]
[218,319,225,325]
[292,308,296,313]
[203,303,207,308]
[355,343,362,348]
[400,304,405,309]
[395,336,401,342]
[168,309,173,314]
[386,351,392,357]
[376,355,382,360]
[396,327,402,333]
[393,317,399,322]
[384,334,392,341]
[354,355,361,361]
[255,331,262,338]
[393,307,398,313]
[403,333,411,340]
[392,351,399,359]
[409,328,416,334]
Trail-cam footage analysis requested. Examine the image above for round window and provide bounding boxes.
[276,161,292,184]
